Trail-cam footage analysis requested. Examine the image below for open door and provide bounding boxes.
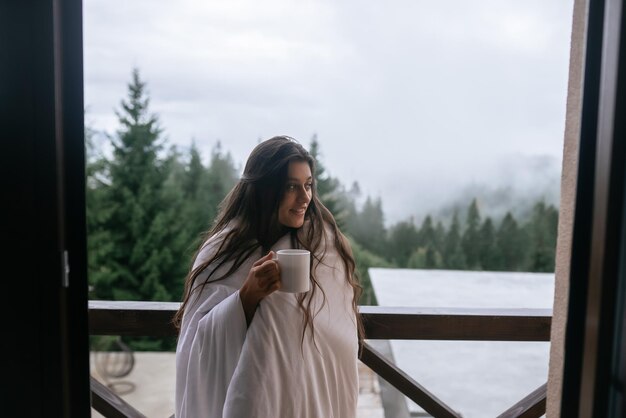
[2,0,91,417]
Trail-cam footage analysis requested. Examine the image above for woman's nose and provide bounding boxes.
[297,187,311,203]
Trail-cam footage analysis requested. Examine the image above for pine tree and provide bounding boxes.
[341,181,361,238]
[434,221,446,256]
[309,135,345,226]
[525,201,558,272]
[183,142,205,199]
[478,217,500,270]
[462,198,482,269]
[443,211,466,269]
[496,212,526,271]
[352,196,387,255]
[205,141,238,217]
[174,141,239,266]
[181,142,211,242]
[85,125,113,299]
[160,147,195,299]
[164,143,209,261]
[418,215,436,249]
[386,219,420,267]
[88,69,188,349]
[413,215,442,269]
[88,70,188,349]
[424,245,442,269]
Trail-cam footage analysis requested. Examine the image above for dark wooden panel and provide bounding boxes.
[360,342,462,418]
[496,383,546,418]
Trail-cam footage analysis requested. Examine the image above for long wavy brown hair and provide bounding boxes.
[173,136,364,347]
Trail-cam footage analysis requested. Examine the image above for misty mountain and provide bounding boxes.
[411,154,561,226]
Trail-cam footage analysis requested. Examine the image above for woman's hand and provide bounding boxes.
[239,251,281,325]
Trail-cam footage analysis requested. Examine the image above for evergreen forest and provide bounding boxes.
[87,70,559,350]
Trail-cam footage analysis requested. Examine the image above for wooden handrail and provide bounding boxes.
[88,301,552,341]
[359,306,551,341]
[88,301,552,418]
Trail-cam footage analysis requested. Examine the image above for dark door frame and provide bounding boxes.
[2,0,90,417]
[561,0,626,416]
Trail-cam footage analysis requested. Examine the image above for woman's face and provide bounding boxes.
[278,161,313,228]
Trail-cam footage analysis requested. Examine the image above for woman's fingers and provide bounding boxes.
[256,259,279,277]
[247,253,281,297]
[253,251,275,267]
[251,259,280,293]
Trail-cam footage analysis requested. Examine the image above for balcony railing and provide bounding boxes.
[89,301,551,418]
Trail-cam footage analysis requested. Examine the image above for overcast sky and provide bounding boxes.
[83,0,574,225]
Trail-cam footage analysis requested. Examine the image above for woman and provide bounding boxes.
[174,136,364,418]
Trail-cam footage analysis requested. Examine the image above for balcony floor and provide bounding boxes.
[90,351,385,418]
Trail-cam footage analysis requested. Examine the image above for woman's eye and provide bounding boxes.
[286,183,312,192]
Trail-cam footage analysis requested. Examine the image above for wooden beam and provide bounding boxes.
[90,376,147,418]
[360,306,552,341]
[496,383,547,418]
[88,301,552,341]
[89,301,179,337]
[360,342,462,418]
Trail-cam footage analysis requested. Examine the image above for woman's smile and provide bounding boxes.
[290,207,307,215]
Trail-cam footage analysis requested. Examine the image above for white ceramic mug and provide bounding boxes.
[276,249,311,293]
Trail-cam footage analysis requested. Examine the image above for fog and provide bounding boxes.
[84,0,574,225]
